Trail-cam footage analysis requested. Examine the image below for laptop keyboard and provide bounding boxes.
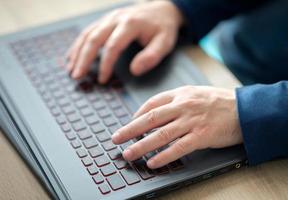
[9,27,184,195]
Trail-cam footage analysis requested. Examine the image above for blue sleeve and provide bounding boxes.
[236,81,288,165]
[171,0,270,42]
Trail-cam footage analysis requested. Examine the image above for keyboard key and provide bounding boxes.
[82,157,93,166]
[108,123,121,135]
[51,107,61,116]
[65,131,76,140]
[103,116,117,126]
[70,92,83,101]
[119,115,131,126]
[102,140,117,151]
[96,132,111,142]
[76,149,87,158]
[100,163,117,176]
[67,112,81,123]
[77,129,92,140]
[108,100,121,109]
[91,123,105,134]
[144,151,157,160]
[133,159,154,180]
[92,101,106,110]
[56,115,66,125]
[155,166,169,175]
[168,160,184,171]
[52,89,65,99]
[98,184,111,194]
[86,93,100,102]
[75,99,88,109]
[59,77,71,86]
[102,92,114,101]
[80,106,94,117]
[120,168,141,185]
[94,155,110,167]
[92,173,104,184]
[72,120,86,131]
[97,107,111,118]
[85,114,99,125]
[70,140,82,149]
[88,146,104,158]
[57,97,70,107]
[113,159,129,170]
[61,123,71,132]
[47,99,56,109]
[107,148,122,160]
[42,91,51,102]
[87,165,98,175]
[83,138,98,149]
[48,82,59,92]
[114,107,128,118]
[61,104,76,115]
[120,140,133,151]
[106,173,126,191]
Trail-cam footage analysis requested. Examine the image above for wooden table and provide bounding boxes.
[0,0,287,199]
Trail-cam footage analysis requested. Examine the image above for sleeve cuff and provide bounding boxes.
[236,82,288,165]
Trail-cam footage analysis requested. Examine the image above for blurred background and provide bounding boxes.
[0,0,134,35]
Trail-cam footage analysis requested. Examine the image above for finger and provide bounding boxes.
[112,104,179,144]
[133,90,174,118]
[71,21,116,79]
[98,22,139,84]
[130,31,176,76]
[147,133,199,169]
[122,120,189,161]
[66,21,99,71]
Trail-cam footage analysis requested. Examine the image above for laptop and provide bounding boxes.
[0,2,247,200]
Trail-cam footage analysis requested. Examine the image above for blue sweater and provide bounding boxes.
[172,0,288,165]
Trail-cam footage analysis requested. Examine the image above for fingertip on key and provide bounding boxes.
[112,131,121,144]
[123,148,133,161]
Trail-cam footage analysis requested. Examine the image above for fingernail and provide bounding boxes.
[123,148,133,160]
[147,159,156,169]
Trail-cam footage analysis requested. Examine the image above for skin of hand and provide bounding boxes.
[112,86,243,169]
[66,0,183,83]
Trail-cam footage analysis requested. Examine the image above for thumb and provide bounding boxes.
[130,32,175,76]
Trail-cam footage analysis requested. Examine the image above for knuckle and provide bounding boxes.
[147,110,158,125]
[158,128,172,143]
[105,41,120,54]
[146,98,157,109]
[120,15,138,26]
[182,99,197,108]
[86,34,98,45]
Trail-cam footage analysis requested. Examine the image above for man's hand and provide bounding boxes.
[66,1,183,83]
[112,86,243,169]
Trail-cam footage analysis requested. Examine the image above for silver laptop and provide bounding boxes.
[0,2,246,200]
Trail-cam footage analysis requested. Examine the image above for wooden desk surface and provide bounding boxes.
[0,1,287,200]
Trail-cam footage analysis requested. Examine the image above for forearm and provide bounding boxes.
[171,0,271,42]
[236,81,288,165]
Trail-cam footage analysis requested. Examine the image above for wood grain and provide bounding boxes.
[0,0,287,200]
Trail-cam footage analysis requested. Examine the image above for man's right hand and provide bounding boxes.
[66,0,183,84]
